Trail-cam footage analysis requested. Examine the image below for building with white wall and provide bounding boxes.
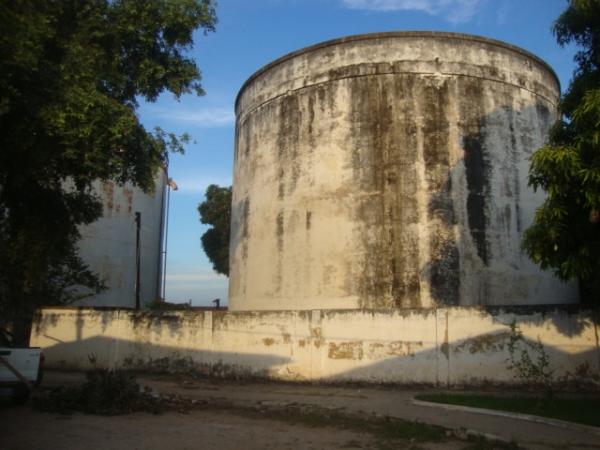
[75,171,167,308]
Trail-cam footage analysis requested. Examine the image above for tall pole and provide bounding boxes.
[135,211,141,310]
[162,185,170,301]
[162,178,178,301]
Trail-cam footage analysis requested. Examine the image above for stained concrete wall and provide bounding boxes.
[230,32,578,311]
[31,306,599,385]
[75,171,166,308]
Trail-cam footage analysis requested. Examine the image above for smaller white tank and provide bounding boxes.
[75,170,166,308]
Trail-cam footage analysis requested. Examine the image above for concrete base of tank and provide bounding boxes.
[31,304,599,385]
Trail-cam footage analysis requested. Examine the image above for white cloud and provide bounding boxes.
[166,272,227,282]
[340,0,481,24]
[144,106,235,127]
[169,174,232,194]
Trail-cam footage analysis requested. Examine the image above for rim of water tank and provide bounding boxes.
[235,31,560,112]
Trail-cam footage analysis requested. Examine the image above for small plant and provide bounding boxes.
[35,368,162,415]
[506,321,554,396]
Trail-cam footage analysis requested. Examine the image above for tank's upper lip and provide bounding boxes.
[235,31,560,111]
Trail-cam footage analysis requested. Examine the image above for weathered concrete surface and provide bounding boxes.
[0,400,384,450]
[230,32,578,311]
[29,371,600,449]
[75,170,166,308]
[31,306,599,385]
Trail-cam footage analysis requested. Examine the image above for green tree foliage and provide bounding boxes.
[0,0,217,326]
[523,0,600,302]
[198,185,231,276]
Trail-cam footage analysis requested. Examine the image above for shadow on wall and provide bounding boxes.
[320,317,600,385]
[38,334,292,378]
[33,308,294,378]
[35,307,122,341]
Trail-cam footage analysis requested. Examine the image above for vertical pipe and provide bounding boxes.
[162,185,171,301]
[156,169,168,303]
[135,211,141,310]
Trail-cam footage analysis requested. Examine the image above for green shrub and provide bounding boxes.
[35,369,162,415]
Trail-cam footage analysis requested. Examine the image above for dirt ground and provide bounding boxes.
[2,371,598,450]
[0,401,472,450]
[0,371,481,450]
[0,405,377,450]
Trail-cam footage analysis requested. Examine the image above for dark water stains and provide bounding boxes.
[421,78,460,306]
[263,337,276,346]
[535,101,551,126]
[328,341,364,360]
[391,259,421,307]
[241,198,250,239]
[463,122,490,265]
[349,75,390,308]
[278,168,285,200]
[243,116,252,158]
[506,108,522,233]
[310,327,325,348]
[276,94,302,199]
[458,80,491,268]
[429,241,460,306]
[503,205,512,237]
[440,310,450,360]
[240,198,250,261]
[123,187,133,213]
[102,181,115,215]
[349,74,422,309]
[307,92,316,149]
[428,178,456,225]
[276,210,284,253]
[422,81,451,187]
[274,209,284,294]
[306,211,312,230]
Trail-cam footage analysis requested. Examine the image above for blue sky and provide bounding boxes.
[138,0,577,306]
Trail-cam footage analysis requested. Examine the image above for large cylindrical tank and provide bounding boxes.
[230,32,578,311]
[75,171,166,308]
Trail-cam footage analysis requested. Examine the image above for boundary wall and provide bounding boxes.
[31,306,599,385]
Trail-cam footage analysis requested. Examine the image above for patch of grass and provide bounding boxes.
[415,393,600,427]
[238,405,517,449]
[231,404,446,446]
[34,369,162,415]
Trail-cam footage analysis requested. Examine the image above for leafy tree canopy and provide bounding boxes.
[523,0,600,302]
[0,0,216,328]
[198,185,231,276]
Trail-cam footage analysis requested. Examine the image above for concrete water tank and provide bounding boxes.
[230,32,578,311]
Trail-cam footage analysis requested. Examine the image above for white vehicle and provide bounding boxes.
[0,329,43,404]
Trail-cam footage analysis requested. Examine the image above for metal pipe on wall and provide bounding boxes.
[134,211,141,310]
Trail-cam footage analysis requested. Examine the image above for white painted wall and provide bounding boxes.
[75,170,166,308]
[31,306,599,385]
